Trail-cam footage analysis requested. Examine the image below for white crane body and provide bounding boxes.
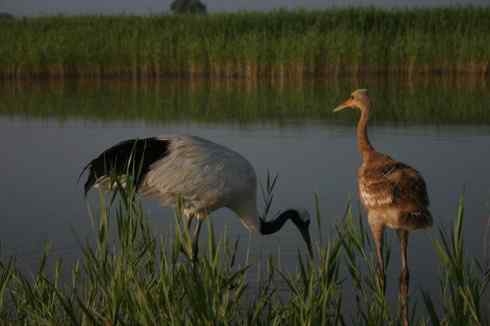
[139,135,259,231]
[82,134,312,257]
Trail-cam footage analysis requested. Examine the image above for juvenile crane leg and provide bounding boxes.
[370,223,386,294]
[398,229,410,326]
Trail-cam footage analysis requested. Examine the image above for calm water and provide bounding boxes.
[0,78,489,299]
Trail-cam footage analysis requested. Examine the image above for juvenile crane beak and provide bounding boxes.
[333,99,354,112]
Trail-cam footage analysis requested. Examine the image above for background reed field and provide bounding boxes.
[1,7,489,80]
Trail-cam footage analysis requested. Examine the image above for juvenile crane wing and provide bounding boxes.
[359,157,429,209]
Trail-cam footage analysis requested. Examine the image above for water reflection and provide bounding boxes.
[0,76,489,125]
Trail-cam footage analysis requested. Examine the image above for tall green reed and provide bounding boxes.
[272,201,344,326]
[0,179,255,324]
[0,182,488,324]
[423,196,490,326]
[1,8,489,80]
[336,203,398,325]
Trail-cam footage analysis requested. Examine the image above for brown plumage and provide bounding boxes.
[334,89,432,326]
[358,155,432,230]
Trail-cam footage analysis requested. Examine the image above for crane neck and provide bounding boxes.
[357,103,374,161]
[259,210,299,235]
[234,201,313,258]
[259,209,313,257]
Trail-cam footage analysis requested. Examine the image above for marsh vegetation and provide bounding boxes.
[0,186,488,324]
[1,8,489,80]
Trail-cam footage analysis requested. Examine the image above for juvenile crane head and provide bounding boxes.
[333,89,370,112]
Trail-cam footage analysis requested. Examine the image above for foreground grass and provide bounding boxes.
[0,185,488,324]
[1,7,489,80]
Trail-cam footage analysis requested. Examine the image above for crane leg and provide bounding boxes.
[398,229,410,326]
[370,223,386,294]
[192,219,203,261]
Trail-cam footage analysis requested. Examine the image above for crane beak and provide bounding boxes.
[299,223,314,259]
[333,99,354,112]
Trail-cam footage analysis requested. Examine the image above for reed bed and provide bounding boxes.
[0,183,488,324]
[1,7,489,80]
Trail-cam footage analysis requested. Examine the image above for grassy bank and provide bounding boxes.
[1,8,489,80]
[0,185,488,324]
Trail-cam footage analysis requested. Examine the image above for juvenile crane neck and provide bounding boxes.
[357,104,374,160]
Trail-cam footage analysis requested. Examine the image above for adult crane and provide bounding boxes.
[81,135,313,258]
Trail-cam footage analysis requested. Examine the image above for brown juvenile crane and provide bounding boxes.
[333,89,433,326]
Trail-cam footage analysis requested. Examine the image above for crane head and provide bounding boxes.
[333,89,369,112]
[296,209,314,259]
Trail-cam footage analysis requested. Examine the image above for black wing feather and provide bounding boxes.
[82,138,170,195]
